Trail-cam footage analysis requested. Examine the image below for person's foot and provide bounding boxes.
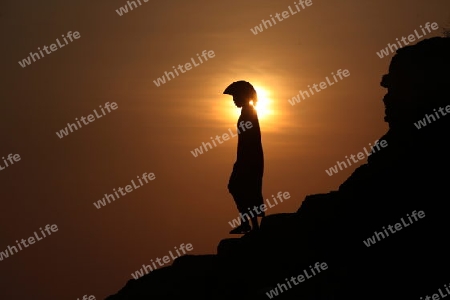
[229,223,251,234]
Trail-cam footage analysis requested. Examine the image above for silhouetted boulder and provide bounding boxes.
[105,36,450,300]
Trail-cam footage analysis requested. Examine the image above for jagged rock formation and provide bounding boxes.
[105,36,450,300]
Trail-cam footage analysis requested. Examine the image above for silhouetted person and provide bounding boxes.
[223,81,265,234]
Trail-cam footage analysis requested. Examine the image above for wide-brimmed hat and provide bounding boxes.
[223,80,258,103]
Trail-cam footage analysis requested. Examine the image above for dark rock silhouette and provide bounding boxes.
[105,36,450,300]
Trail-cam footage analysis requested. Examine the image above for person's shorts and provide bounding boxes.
[229,176,265,216]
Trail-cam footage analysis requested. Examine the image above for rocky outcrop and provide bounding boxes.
[105,36,450,300]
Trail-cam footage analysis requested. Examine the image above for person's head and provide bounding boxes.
[223,81,258,108]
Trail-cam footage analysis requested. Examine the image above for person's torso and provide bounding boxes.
[235,107,264,169]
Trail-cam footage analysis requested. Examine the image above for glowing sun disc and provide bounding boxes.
[251,87,272,120]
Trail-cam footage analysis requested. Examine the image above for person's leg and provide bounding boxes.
[240,214,251,229]
[229,194,251,234]
[244,177,263,231]
[249,188,264,231]
[250,216,259,230]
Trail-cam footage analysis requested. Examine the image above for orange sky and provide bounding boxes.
[1,0,449,299]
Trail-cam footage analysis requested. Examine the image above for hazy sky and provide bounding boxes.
[1,0,449,299]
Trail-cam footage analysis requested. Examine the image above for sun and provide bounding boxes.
[222,84,275,124]
[250,86,273,120]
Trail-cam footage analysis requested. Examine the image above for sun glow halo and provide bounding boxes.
[251,86,272,120]
[224,85,275,124]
